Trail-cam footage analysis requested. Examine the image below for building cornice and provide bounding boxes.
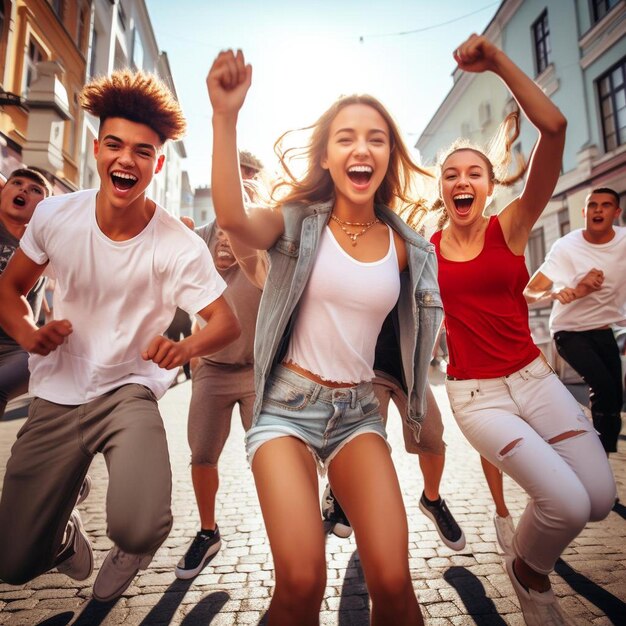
[579,1,626,70]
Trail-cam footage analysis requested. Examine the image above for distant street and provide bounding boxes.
[1,368,625,625]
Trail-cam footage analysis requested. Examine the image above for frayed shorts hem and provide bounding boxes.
[247,428,390,477]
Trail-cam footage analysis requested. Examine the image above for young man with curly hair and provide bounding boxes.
[0,70,240,602]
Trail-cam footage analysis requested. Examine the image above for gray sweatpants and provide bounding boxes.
[0,384,172,585]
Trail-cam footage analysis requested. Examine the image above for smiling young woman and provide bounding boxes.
[207,49,440,625]
[431,34,615,626]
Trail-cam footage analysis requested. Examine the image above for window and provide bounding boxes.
[22,38,45,96]
[597,58,626,151]
[118,3,127,31]
[132,28,144,70]
[527,227,546,274]
[88,27,97,78]
[557,208,570,237]
[50,0,64,20]
[532,10,551,75]
[592,0,619,23]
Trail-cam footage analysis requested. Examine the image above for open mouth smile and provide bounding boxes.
[110,171,138,192]
[347,165,373,187]
[453,193,474,216]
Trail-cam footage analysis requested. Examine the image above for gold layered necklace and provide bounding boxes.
[330,214,380,246]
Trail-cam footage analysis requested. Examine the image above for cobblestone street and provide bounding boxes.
[1,371,625,625]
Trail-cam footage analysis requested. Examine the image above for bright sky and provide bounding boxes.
[145,0,500,189]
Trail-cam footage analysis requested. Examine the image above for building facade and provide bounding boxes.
[0,0,188,213]
[415,0,626,372]
[0,0,92,193]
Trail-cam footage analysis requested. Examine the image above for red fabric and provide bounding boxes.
[431,216,539,379]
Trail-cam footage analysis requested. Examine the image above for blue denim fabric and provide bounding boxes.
[246,365,389,474]
[252,200,442,439]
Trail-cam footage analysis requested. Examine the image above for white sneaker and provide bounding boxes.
[92,545,152,602]
[494,513,515,556]
[504,556,576,626]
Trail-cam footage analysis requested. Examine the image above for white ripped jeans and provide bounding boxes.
[446,355,616,574]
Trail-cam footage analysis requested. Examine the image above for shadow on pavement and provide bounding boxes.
[555,558,626,624]
[180,590,229,624]
[443,567,507,625]
[35,612,74,626]
[612,500,626,520]
[71,598,118,626]
[338,550,369,625]
[138,577,194,625]
[1,404,29,421]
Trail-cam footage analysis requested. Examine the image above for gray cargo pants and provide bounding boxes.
[0,384,172,584]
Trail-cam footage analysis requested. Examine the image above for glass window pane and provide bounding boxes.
[617,106,626,131]
[612,67,624,88]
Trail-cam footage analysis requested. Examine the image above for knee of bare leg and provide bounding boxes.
[547,429,587,445]
[277,562,326,605]
[497,438,523,460]
[367,567,413,604]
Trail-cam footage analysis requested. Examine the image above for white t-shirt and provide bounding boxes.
[20,189,226,403]
[284,226,400,383]
[538,227,626,334]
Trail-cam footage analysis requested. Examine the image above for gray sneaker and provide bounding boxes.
[56,510,93,580]
[93,545,152,602]
[76,475,92,506]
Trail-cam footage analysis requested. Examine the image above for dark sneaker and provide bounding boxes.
[56,509,94,580]
[93,545,152,602]
[419,492,466,551]
[175,527,222,580]
[76,475,92,506]
[321,485,352,538]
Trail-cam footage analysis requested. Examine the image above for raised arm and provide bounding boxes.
[454,35,567,250]
[0,249,72,354]
[208,50,284,250]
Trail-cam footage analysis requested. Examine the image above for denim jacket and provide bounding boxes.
[252,199,442,439]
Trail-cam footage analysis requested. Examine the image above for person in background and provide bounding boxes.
[525,187,625,455]
[0,168,51,418]
[175,152,265,579]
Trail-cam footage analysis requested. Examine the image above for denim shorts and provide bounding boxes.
[245,364,389,475]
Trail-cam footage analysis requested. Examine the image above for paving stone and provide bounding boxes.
[0,381,623,625]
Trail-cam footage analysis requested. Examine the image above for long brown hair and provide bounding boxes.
[271,94,432,218]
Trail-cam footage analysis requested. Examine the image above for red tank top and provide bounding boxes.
[431,216,539,379]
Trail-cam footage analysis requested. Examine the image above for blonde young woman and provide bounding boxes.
[431,35,615,626]
[207,48,442,625]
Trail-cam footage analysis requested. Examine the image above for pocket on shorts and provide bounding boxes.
[358,388,381,419]
[263,375,310,411]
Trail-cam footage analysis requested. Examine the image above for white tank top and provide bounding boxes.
[284,225,401,383]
